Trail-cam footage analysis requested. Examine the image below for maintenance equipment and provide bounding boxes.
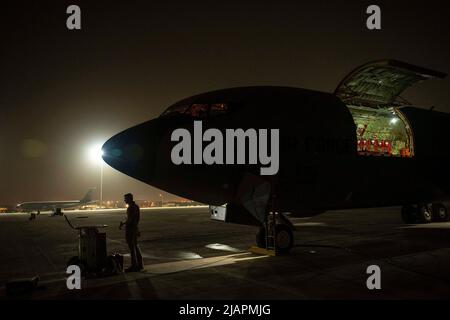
[65,215,108,275]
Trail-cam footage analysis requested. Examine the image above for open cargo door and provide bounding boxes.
[336,60,446,158]
[335,60,446,108]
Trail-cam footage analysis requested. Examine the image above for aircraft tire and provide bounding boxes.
[418,204,433,223]
[401,205,418,224]
[275,224,294,254]
[255,224,294,253]
[433,203,448,222]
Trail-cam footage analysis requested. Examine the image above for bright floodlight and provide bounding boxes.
[88,143,104,164]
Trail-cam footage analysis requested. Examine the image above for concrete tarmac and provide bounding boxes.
[0,206,450,299]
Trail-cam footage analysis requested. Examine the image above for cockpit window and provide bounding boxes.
[160,103,230,118]
[160,104,189,117]
[187,104,209,118]
[210,103,228,116]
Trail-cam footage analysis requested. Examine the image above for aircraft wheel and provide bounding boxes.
[433,203,448,222]
[401,205,418,224]
[274,224,294,254]
[418,204,433,223]
[255,224,294,253]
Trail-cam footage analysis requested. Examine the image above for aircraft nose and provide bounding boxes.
[102,119,162,182]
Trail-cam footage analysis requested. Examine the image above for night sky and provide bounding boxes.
[1,0,450,205]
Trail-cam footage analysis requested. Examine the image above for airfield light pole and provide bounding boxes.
[160,193,163,207]
[100,158,103,209]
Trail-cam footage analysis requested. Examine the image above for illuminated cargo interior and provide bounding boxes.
[347,105,414,157]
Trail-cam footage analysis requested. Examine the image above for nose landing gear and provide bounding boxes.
[255,212,294,254]
[401,203,448,224]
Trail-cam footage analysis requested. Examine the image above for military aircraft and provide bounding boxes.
[102,60,449,253]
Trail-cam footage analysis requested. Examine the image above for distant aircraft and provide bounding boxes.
[16,189,96,214]
[102,60,450,253]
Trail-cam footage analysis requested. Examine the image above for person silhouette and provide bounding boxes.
[120,193,144,272]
